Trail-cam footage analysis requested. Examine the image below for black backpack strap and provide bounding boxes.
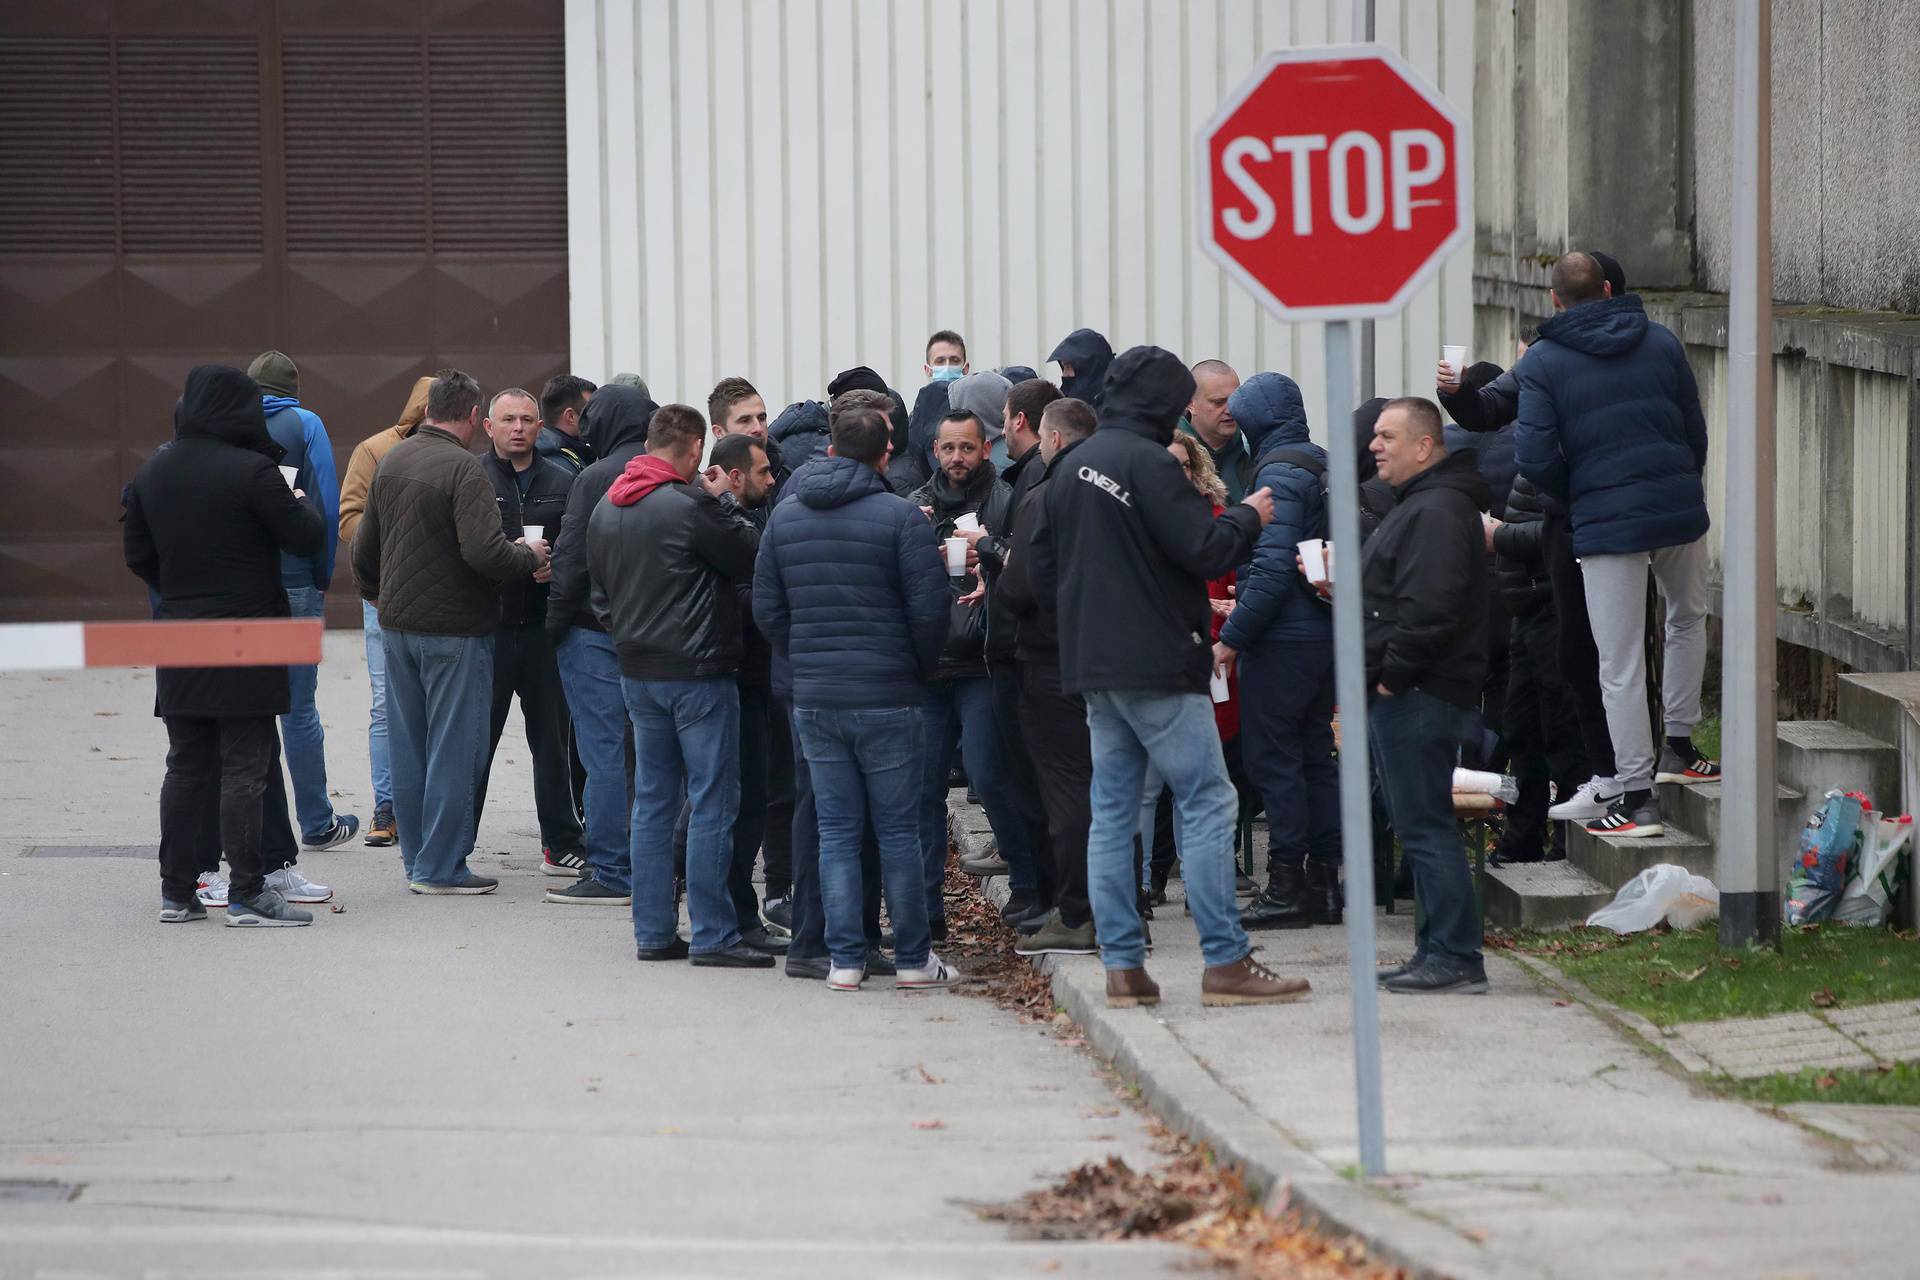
[1255,444,1325,477]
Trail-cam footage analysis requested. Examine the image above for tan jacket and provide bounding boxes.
[339,376,432,557]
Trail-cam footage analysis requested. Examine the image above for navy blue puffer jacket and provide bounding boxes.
[1515,295,1709,556]
[1219,373,1330,652]
[753,455,948,708]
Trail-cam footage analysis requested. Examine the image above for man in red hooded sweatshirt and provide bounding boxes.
[586,404,766,968]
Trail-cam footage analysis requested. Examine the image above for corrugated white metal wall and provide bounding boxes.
[565,0,1475,438]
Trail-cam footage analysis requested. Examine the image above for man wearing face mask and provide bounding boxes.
[908,410,1033,942]
[1048,328,1114,409]
[924,329,969,383]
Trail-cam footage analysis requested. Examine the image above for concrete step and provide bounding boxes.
[1566,821,1715,892]
[1776,720,1900,815]
[1655,778,1805,851]
[1836,671,1920,752]
[1484,860,1616,930]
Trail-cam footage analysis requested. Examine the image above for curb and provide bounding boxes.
[950,803,1537,1280]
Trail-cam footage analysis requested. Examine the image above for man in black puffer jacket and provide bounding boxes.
[1362,398,1490,995]
[908,409,1032,938]
[1487,474,1589,864]
[1043,345,1307,1010]
[546,384,656,896]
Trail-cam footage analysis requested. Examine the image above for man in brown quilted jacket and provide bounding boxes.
[351,370,547,894]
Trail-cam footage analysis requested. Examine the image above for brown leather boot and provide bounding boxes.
[1105,967,1161,1008]
[1201,952,1312,1007]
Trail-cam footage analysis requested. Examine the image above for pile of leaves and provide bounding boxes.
[981,1126,1407,1279]
[940,846,1061,1023]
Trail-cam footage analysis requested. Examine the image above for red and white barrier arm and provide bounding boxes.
[0,619,324,672]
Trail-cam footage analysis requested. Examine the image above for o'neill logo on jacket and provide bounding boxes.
[1077,465,1132,507]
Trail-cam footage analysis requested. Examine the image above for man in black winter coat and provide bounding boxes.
[472,388,588,885]
[907,410,1033,939]
[124,364,327,928]
[546,384,657,898]
[1361,398,1491,994]
[1040,345,1306,1010]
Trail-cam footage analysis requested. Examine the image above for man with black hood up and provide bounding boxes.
[826,365,912,471]
[125,364,327,927]
[1041,345,1307,1010]
[1047,328,1114,408]
[546,383,658,900]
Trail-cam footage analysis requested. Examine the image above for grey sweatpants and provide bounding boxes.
[1579,537,1710,793]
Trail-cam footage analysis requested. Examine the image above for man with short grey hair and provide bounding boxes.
[352,370,548,894]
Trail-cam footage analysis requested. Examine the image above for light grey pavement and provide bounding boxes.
[951,799,1920,1280]
[0,634,1195,1279]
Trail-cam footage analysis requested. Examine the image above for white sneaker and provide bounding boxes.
[1547,778,1620,822]
[265,864,333,904]
[896,953,959,990]
[827,966,866,992]
[196,872,229,908]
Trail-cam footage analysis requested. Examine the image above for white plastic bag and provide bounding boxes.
[1833,813,1915,927]
[1586,864,1721,934]
[1452,767,1520,803]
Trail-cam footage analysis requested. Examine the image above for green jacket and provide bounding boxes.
[1177,416,1255,504]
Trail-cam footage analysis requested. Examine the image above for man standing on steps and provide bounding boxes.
[125,364,326,928]
[1516,251,1719,842]
[1362,398,1492,995]
[1179,359,1253,503]
[1041,345,1307,1010]
[352,370,547,896]
[247,350,358,853]
[471,388,591,890]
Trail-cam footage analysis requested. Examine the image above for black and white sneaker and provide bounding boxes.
[302,814,360,851]
[1585,793,1664,839]
[762,895,793,937]
[545,878,631,905]
[541,846,588,878]
[1655,744,1722,785]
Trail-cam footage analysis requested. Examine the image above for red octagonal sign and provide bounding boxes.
[1198,45,1467,321]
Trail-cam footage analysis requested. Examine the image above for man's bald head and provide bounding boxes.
[1551,252,1607,306]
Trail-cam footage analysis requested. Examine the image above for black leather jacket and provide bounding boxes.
[482,449,575,628]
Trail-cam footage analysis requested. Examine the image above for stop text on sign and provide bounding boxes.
[1196,45,1467,320]
[1219,129,1448,238]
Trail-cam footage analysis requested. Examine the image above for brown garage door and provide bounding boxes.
[0,1,569,626]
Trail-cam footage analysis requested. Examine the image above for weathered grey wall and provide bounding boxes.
[1692,0,1920,313]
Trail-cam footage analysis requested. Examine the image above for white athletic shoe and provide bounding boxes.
[827,966,866,992]
[896,953,959,990]
[1547,778,1620,823]
[265,864,334,904]
[195,872,229,908]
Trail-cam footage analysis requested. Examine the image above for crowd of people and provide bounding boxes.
[124,249,1720,1002]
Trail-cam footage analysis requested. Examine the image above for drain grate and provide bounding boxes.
[21,845,157,859]
[0,1179,83,1202]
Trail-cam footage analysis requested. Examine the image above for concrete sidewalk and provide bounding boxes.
[952,796,1920,1280]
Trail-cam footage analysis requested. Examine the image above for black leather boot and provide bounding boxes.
[1239,861,1311,930]
[1306,858,1343,925]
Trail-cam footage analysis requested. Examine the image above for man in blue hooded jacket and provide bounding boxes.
[247,350,358,853]
[1211,373,1341,931]
[1515,252,1719,842]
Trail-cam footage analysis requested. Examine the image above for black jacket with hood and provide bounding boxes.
[535,422,595,474]
[996,447,1070,665]
[1490,473,1556,615]
[124,364,325,720]
[893,380,950,497]
[545,385,658,639]
[1040,346,1262,698]
[1048,329,1114,409]
[973,440,1047,663]
[909,459,1013,680]
[1360,449,1491,709]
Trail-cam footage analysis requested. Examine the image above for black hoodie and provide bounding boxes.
[123,365,324,719]
[1039,346,1262,697]
[546,385,658,639]
[1048,328,1114,408]
[1359,449,1490,709]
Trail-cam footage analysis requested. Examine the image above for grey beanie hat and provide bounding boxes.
[946,370,1012,441]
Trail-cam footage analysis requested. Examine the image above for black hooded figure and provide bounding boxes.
[546,384,660,642]
[826,365,912,461]
[1048,328,1115,408]
[124,364,327,917]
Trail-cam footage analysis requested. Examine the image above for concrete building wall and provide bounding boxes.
[562,0,1476,437]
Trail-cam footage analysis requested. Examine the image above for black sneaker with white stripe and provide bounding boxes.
[1655,743,1722,784]
[542,846,588,877]
[1585,791,1664,839]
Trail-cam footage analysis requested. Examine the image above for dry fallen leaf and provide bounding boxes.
[328,904,345,914]
[1814,1073,1839,1091]
[1463,1227,1492,1243]
[913,1119,947,1131]
[918,1063,944,1085]
[1811,988,1837,1008]
[1086,1107,1121,1118]
[1552,999,1572,1008]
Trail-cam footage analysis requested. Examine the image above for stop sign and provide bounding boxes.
[1198,46,1467,320]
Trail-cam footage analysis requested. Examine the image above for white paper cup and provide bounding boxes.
[953,512,981,533]
[944,537,968,575]
[1442,344,1467,380]
[1297,538,1329,582]
[522,524,545,545]
[278,465,299,490]
[1209,666,1231,704]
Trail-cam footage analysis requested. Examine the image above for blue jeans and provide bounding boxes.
[917,677,1035,919]
[793,704,930,971]
[1370,690,1482,964]
[1240,642,1340,872]
[622,677,739,954]
[363,599,392,811]
[1086,689,1250,970]
[281,585,337,841]
[382,629,492,885]
[557,629,632,894]
[780,695,884,963]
